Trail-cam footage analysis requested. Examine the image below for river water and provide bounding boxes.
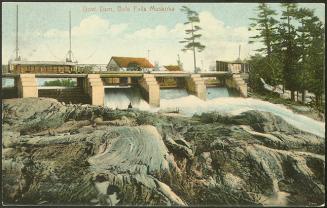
[2,77,324,138]
[104,87,325,138]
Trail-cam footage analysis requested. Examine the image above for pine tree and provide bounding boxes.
[179,6,205,73]
[278,3,301,101]
[248,3,281,86]
[295,8,316,103]
[306,19,325,109]
[249,3,278,57]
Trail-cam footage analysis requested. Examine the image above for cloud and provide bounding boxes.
[3,11,260,71]
[44,15,127,38]
[192,11,259,70]
[44,28,67,38]
[118,11,259,71]
[125,23,184,40]
[72,15,109,36]
[110,23,129,35]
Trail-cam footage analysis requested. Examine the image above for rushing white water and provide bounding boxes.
[104,88,325,137]
[207,87,231,99]
[207,87,230,99]
[160,89,189,99]
[104,88,151,111]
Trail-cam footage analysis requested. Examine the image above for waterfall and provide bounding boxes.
[160,89,189,100]
[104,88,151,111]
[207,87,234,99]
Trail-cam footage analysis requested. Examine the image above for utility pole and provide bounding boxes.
[67,10,72,62]
[15,4,20,61]
[147,49,150,60]
[201,60,204,71]
[177,54,183,70]
[177,54,181,66]
[238,44,241,60]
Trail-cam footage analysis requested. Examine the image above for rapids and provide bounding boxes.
[104,87,325,137]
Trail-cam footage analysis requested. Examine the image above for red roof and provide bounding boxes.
[164,65,183,71]
[111,56,154,68]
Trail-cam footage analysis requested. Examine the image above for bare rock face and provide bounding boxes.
[2,98,325,206]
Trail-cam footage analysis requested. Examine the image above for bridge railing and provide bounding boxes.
[35,74,87,78]
[2,73,20,78]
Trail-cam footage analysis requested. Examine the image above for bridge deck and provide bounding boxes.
[2,71,231,78]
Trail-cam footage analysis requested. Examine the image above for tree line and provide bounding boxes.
[248,3,324,110]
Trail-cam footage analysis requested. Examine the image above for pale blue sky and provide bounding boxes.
[2,2,325,70]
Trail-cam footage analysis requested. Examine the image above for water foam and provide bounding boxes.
[104,88,325,137]
[104,88,152,111]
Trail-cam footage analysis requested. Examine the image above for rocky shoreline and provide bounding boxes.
[2,98,325,206]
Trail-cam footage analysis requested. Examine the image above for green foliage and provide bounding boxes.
[277,3,301,100]
[180,6,205,72]
[248,3,324,111]
[248,3,279,56]
[306,23,325,107]
[248,3,283,87]
[44,79,77,87]
[248,53,283,91]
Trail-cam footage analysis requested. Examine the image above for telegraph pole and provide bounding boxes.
[177,54,181,65]
[201,60,204,71]
[67,10,72,62]
[238,44,241,60]
[69,10,72,61]
[15,4,20,61]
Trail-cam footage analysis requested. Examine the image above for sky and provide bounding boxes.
[2,2,325,72]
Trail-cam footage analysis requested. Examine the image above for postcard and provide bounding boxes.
[1,2,325,206]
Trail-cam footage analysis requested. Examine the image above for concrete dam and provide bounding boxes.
[1,71,248,107]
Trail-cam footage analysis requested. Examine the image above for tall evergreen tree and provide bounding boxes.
[180,6,205,73]
[248,3,281,85]
[295,8,316,103]
[278,3,301,101]
[305,19,325,109]
[248,3,324,110]
[249,3,278,57]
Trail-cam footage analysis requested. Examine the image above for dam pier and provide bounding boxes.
[2,71,247,107]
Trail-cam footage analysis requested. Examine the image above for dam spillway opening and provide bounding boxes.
[2,77,15,88]
[104,87,150,110]
[2,77,17,99]
[207,87,239,100]
[160,88,189,100]
[37,78,78,88]
[36,78,90,104]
